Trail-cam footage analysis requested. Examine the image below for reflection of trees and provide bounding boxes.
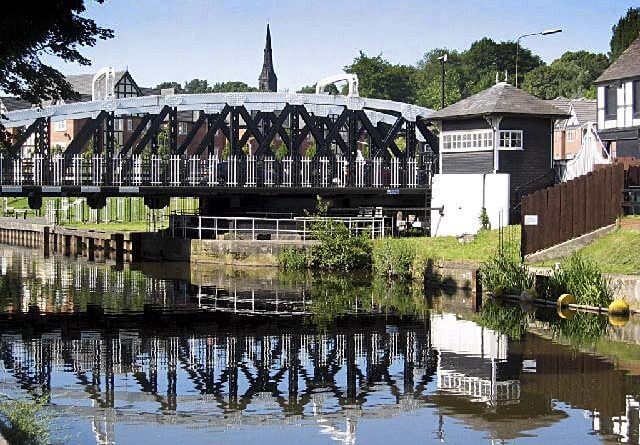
[549,311,609,347]
[479,299,532,340]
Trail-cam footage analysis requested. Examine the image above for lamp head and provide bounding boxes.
[541,28,562,35]
[437,53,448,62]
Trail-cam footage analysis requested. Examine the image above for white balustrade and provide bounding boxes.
[282,157,293,187]
[170,155,181,186]
[12,159,22,185]
[72,155,83,185]
[150,155,161,185]
[320,157,330,187]
[188,156,199,186]
[408,158,418,188]
[264,157,275,186]
[52,155,64,185]
[227,155,238,186]
[207,155,219,185]
[372,157,383,187]
[336,155,347,187]
[246,155,256,187]
[391,157,400,188]
[0,155,3,185]
[33,154,44,185]
[111,156,122,186]
[301,158,310,187]
[91,155,103,185]
[355,158,366,187]
[132,156,142,185]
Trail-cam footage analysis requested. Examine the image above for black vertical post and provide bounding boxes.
[230,107,240,156]
[291,106,300,186]
[169,107,178,154]
[207,114,215,156]
[440,59,446,110]
[348,111,358,187]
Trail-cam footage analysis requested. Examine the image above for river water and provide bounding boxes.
[0,244,639,444]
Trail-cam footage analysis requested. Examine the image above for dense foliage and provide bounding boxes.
[480,254,535,296]
[544,254,613,307]
[309,219,372,271]
[0,1,113,104]
[156,79,258,94]
[372,238,415,279]
[610,7,640,61]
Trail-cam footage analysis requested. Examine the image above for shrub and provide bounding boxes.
[309,219,372,271]
[278,247,309,270]
[0,394,50,445]
[373,239,415,279]
[480,254,534,295]
[544,254,612,307]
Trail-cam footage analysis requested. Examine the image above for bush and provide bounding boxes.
[278,247,309,270]
[0,394,50,445]
[544,254,612,307]
[373,239,415,279]
[309,219,372,271]
[480,254,534,295]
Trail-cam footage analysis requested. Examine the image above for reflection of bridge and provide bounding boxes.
[0,93,438,212]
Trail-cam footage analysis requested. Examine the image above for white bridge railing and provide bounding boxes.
[170,214,388,240]
[0,154,429,188]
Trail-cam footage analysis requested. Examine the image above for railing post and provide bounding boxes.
[198,215,202,239]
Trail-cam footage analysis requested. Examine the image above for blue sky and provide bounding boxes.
[48,0,638,91]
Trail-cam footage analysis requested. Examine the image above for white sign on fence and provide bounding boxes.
[524,214,538,226]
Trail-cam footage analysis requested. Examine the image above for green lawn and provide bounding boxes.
[62,221,165,232]
[376,225,521,264]
[536,221,640,275]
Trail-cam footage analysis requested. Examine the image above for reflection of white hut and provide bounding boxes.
[431,313,519,405]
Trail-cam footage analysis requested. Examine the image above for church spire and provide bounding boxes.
[259,24,277,92]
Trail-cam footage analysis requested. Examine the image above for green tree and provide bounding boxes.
[155,81,185,93]
[522,51,609,99]
[184,79,212,94]
[297,84,340,94]
[209,81,258,93]
[344,52,417,103]
[610,7,640,61]
[0,1,113,104]
[414,49,463,109]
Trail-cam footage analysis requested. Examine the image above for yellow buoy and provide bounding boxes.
[608,299,630,316]
[557,294,576,307]
[608,314,630,327]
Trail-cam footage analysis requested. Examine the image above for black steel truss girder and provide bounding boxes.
[133,105,171,155]
[177,113,206,155]
[354,110,404,159]
[65,110,108,157]
[169,107,178,154]
[260,105,292,156]
[319,115,348,157]
[415,119,439,154]
[120,113,153,157]
[194,105,231,157]
[10,118,45,159]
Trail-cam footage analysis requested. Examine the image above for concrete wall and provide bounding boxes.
[430,173,510,237]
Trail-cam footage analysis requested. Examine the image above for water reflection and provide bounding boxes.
[1,245,640,443]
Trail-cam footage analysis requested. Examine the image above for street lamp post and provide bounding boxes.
[437,53,448,109]
[515,28,562,87]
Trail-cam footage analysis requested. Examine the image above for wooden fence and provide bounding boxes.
[521,163,625,256]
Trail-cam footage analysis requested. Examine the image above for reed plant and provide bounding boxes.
[480,253,534,295]
[544,254,612,307]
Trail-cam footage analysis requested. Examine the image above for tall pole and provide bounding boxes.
[437,54,448,109]
[515,29,562,88]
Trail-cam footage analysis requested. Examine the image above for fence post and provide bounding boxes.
[198,215,202,240]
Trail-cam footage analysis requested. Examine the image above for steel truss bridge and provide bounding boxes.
[0,93,437,210]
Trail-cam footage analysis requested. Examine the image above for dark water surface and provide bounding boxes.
[0,245,639,444]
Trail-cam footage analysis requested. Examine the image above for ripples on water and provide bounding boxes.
[0,245,639,444]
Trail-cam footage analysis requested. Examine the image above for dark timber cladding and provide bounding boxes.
[430,82,569,218]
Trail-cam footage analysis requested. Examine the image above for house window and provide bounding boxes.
[179,122,188,135]
[634,81,640,117]
[114,118,123,131]
[567,129,574,143]
[605,84,617,119]
[498,130,523,150]
[127,119,133,131]
[54,120,67,132]
[441,129,493,152]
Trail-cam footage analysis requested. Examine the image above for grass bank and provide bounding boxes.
[535,219,640,275]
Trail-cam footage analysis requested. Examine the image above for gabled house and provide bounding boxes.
[428,81,568,236]
[547,98,597,159]
[596,35,640,158]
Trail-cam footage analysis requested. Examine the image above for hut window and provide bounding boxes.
[441,129,493,152]
[634,81,640,117]
[498,130,523,150]
[605,84,617,119]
